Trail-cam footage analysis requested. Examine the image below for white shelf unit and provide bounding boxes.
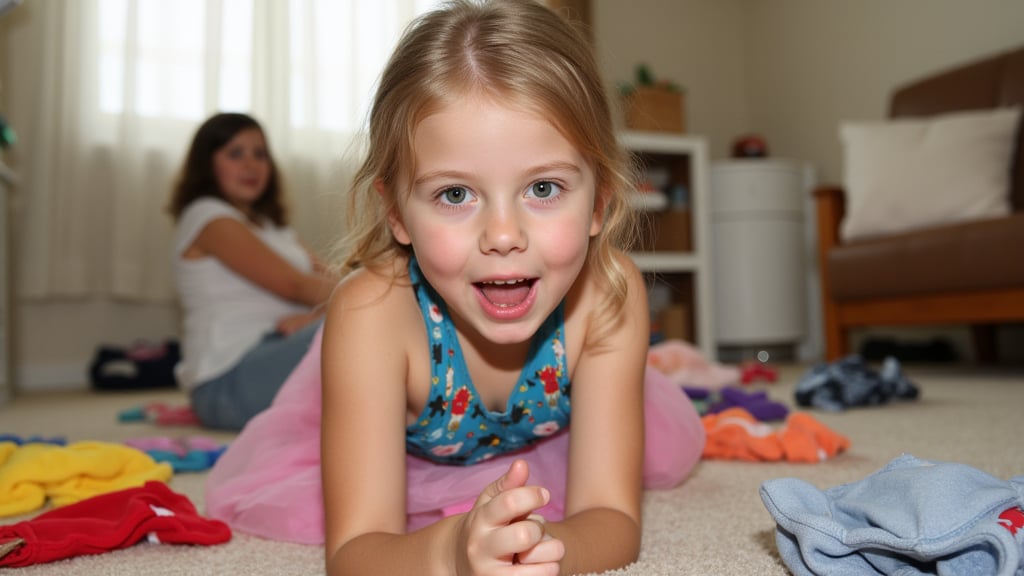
[619,131,716,360]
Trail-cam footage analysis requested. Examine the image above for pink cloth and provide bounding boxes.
[647,339,741,390]
[205,327,705,544]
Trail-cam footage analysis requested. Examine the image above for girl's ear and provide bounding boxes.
[376,179,412,245]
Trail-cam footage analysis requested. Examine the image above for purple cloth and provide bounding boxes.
[706,386,789,422]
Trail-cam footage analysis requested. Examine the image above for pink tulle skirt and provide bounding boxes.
[205,327,706,544]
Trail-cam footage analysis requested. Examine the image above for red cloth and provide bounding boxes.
[0,481,230,567]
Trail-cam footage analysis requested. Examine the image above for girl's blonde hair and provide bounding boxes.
[337,0,638,323]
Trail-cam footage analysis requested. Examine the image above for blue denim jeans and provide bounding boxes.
[190,320,321,431]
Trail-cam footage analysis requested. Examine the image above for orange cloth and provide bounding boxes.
[701,408,850,463]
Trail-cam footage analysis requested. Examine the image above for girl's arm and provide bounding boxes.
[321,269,557,576]
[321,268,442,574]
[191,217,336,306]
[541,253,650,573]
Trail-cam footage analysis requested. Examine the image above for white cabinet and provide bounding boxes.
[619,131,715,360]
[710,159,806,361]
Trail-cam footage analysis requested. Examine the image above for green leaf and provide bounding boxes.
[635,63,655,86]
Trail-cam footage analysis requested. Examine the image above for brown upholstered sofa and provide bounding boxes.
[815,45,1024,361]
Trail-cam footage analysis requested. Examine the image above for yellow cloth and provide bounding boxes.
[0,440,173,517]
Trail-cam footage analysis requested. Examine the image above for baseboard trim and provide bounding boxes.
[17,362,89,392]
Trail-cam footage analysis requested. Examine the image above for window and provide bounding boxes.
[97,0,442,132]
[14,0,446,301]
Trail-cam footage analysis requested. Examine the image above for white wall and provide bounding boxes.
[741,0,1024,186]
[4,1,1024,391]
[593,0,750,160]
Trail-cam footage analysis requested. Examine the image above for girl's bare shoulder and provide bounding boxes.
[328,256,415,321]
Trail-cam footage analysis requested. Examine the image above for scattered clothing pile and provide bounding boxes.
[118,402,200,426]
[738,361,779,385]
[760,454,1024,576]
[0,481,230,567]
[647,340,741,390]
[0,435,66,447]
[0,440,173,517]
[702,407,850,463]
[656,340,852,464]
[685,386,790,421]
[124,437,227,473]
[795,355,919,412]
[89,340,181,391]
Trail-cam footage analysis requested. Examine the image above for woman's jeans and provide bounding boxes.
[190,320,321,431]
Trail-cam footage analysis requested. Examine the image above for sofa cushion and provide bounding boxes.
[828,211,1024,301]
[890,46,1024,211]
[839,106,1022,242]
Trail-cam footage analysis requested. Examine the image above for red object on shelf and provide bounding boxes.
[739,362,778,385]
[731,134,769,158]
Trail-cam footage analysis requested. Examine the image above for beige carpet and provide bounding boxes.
[2,363,1023,575]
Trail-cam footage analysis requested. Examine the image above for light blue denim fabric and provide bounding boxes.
[190,320,321,431]
[760,454,1024,576]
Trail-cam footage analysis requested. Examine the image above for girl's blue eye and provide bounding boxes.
[440,186,470,205]
[529,181,562,199]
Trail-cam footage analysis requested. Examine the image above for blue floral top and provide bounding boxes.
[404,256,572,465]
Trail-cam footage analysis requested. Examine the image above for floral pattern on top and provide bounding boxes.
[405,256,571,465]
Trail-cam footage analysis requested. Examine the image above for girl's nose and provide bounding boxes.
[479,205,527,255]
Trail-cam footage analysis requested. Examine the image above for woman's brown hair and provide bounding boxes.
[168,112,287,226]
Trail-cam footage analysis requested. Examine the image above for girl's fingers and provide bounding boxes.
[472,459,532,511]
[514,533,566,566]
[505,561,561,576]
[477,485,550,535]
[480,517,546,561]
[460,460,556,572]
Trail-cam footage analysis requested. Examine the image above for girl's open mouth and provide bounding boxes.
[475,278,536,308]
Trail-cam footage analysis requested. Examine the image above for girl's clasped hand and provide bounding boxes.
[454,461,564,574]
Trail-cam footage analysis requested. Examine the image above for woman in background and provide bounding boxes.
[168,112,337,431]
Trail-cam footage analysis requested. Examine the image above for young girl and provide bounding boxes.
[318,1,704,574]
[168,112,337,431]
[203,0,703,570]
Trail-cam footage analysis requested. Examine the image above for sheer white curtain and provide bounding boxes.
[10,0,438,302]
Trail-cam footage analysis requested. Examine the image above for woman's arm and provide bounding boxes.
[541,253,650,573]
[191,217,336,306]
[299,238,336,277]
[274,308,326,336]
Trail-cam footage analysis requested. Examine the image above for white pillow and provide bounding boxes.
[839,106,1022,241]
